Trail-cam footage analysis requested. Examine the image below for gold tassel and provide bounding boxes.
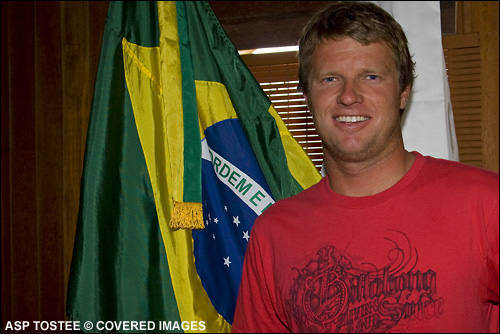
[170,201,205,229]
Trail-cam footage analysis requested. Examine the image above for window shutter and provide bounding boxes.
[242,52,323,171]
[443,33,483,168]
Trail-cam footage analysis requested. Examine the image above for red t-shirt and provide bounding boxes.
[232,152,499,333]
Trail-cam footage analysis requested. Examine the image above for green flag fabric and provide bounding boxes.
[66,1,320,332]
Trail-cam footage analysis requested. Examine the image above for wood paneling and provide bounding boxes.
[35,1,65,322]
[1,1,12,325]
[6,1,40,326]
[456,1,499,172]
[473,2,499,172]
[2,1,107,331]
[60,0,107,308]
[209,1,332,50]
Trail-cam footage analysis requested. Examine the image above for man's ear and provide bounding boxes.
[399,85,411,110]
[304,94,312,114]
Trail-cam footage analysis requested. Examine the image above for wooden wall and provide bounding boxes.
[1,1,498,332]
[1,1,108,330]
[456,1,499,172]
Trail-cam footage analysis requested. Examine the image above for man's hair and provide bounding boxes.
[297,1,415,97]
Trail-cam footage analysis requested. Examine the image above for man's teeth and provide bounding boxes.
[336,116,369,123]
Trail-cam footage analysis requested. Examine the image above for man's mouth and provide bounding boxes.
[335,116,370,123]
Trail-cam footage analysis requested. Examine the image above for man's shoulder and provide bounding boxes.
[418,153,499,195]
[422,154,498,179]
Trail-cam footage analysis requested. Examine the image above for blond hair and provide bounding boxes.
[298,1,415,97]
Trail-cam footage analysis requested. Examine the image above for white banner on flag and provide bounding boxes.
[202,139,275,215]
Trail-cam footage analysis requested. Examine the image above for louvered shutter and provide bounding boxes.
[242,52,323,171]
[443,33,483,168]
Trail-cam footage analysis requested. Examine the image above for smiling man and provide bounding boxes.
[232,2,499,333]
[306,37,412,196]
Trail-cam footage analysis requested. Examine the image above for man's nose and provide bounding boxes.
[337,80,363,106]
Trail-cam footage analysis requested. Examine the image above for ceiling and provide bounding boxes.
[208,1,456,51]
[208,1,333,50]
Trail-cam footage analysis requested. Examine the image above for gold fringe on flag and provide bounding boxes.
[170,201,205,229]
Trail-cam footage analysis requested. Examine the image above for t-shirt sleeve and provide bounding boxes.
[232,224,288,333]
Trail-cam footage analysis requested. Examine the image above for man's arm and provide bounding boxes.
[232,227,288,333]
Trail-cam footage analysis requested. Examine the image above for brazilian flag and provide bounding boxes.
[66,1,320,332]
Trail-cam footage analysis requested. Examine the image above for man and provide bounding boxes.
[232,2,499,333]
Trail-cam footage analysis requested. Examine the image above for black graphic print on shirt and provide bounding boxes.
[286,230,444,333]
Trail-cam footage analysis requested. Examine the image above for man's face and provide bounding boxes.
[305,37,410,164]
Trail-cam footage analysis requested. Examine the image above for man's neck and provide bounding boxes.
[325,149,415,197]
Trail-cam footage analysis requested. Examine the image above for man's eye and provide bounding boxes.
[367,74,378,80]
[323,77,336,82]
